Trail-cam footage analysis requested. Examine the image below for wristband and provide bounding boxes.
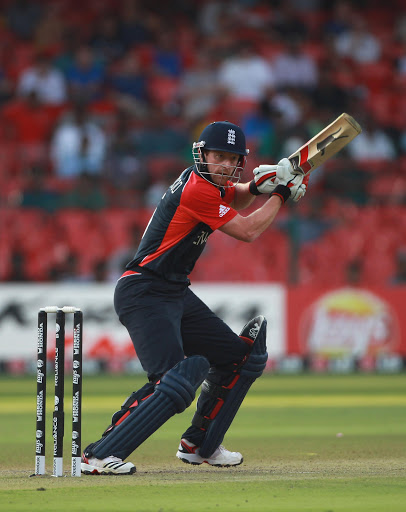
[271,184,291,204]
[249,180,261,196]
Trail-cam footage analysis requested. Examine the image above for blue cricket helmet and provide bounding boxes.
[192,121,249,187]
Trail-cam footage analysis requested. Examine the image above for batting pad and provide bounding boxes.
[92,355,210,460]
[198,316,268,458]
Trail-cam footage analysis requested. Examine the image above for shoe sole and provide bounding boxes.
[81,463,136,475]
[177,455,243,468]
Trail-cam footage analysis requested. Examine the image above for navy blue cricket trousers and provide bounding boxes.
[114,271,248,380]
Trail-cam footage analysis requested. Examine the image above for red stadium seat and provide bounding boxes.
[356,61,394,94]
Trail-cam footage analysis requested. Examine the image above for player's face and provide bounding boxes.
[204,150,240,186]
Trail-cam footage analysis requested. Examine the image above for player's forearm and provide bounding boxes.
[220,194,283,242]
[242,194,283,240]
[232,182,256,210]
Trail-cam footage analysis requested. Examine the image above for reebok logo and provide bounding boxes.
[227,129,236,145]
[219,204,230,217]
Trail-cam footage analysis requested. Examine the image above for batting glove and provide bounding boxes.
[249,164,278,195]
[275,158,297,182]
[272,155,308,203]
[291,174,309,202]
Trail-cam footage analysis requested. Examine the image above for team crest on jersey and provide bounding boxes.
[227,129,236,145]
[219,204,230,217]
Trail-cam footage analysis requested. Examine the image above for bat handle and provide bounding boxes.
[288,157,305,175]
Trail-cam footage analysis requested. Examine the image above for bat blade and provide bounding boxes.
[288,113,362,175]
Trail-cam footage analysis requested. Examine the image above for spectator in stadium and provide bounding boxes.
[33,2,64,54]
[324,156,371,205]
[50,100,107,178]
[272,36,318,92]
[333,15,381,64]
[311,65,350,115]
[240,99,278,158]
[399,129,406,155]
[117,0,154,47]
[103,109,146,190]
[395,13,406,44]
[178,49,224,123]
[277,197,334,247]
[198,0,243,37]
[62,172,107,210]
[16,163,61,213]
[322,0,354,39]
[107,52,148,114]
[217,41,275,102]
[347,113,397,162]
[395,41,406,77]
[90,259,109,282]
[48,250,84,282]
[346,259,363,286]
[7,250,31,282]
[65,45,106,103]
[16,51,67,105]
[5,0,43,40]
[53,27,81,75]
[262,87,304,130]
[389,249,406,285]
[107,223,143,282]
[132,107,189,159]
[271,2,308,41]
[0,68,13,105]
[152,29,184,78]
[2,89,60,145]
[90,15,126,65]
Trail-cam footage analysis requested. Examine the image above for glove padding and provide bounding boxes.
[276,158,306,202]
[276,158,308,202]
[251,159,309,202]
[275,158,298,183]
[291,174,309,202]
[252,164,278,194]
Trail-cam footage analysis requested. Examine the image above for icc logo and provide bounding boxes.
[36,430,43,438]
[37,360,43,368]
[72,431,79,440]
[55,397,59,406]
[73,361,80,369]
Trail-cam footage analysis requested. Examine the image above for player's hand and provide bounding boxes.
[275,158,304,190]
[275,158,297,183]
[275,157,306,199]
[291,174,309,202]
[250,164,278,195]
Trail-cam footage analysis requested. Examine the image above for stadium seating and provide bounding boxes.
[0,1,405,287]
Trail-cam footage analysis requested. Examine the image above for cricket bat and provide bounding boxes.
[288,113,362,176]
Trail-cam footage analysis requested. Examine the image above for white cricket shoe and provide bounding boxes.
[176,439,243,467]
[81,454,136,475]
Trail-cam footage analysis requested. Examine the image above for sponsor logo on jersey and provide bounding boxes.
[219,204,230,217]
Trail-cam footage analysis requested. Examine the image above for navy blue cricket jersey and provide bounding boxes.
[126,166,237,282]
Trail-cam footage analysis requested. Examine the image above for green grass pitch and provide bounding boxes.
[1,373,405,511]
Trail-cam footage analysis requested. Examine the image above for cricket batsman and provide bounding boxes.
[81,120,307,474]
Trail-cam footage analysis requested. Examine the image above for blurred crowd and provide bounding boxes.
[0,0,406,285]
